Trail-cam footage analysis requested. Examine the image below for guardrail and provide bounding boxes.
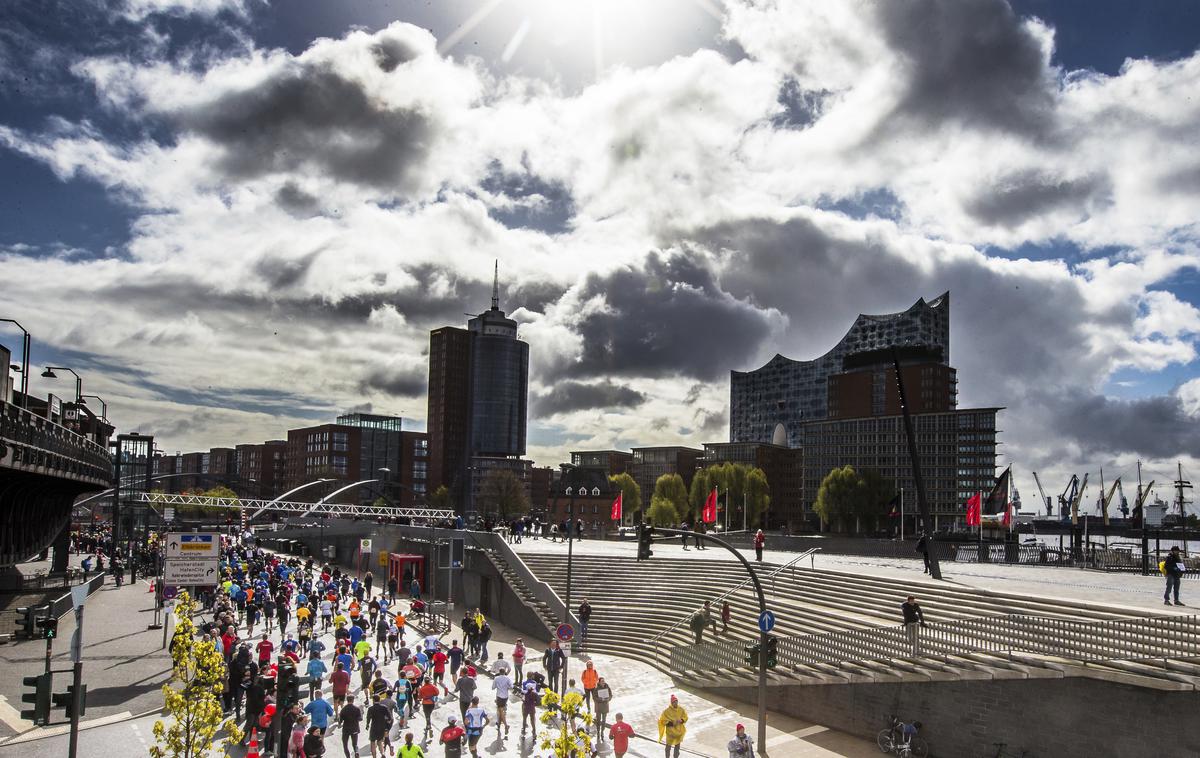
[0,401,111,483]
[669,612,1200,675]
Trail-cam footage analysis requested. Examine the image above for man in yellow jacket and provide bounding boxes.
[657,694,688,757]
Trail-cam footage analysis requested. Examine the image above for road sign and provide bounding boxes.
[758,610,776,633]
[556,623,575,642]
[164,558,219,586]
[165,533,219,558]
[379,551,389,567]
[359,539,372,554]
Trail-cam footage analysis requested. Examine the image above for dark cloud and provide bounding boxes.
[358,365,425,396]
[176,54,435,190]
[770,78,829,129]
[1052,392,1200,460]
[964,170,1110,226]
[275,182,321,216]
[874,0,1056,136]
[481,162,576,234]
[694,407,727,436]
[557,250,782,381]
[532,380,647,416]
[371,36,419,73]
[254,248,322,290]
[1158,163,1200,195]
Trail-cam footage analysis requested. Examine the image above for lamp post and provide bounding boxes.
[41,366,83,403]
[0,318,30,408]
[561,463,578,692]
[80,394,108,421]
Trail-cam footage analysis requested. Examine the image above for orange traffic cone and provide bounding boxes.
[246,728,260,758]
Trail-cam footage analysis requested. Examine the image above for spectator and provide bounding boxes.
[753,529,765,562]
[1164,546,1186,606]
[901,595,925,655]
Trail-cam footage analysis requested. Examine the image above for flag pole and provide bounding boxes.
[978,488,983,543]
[900,486,905,542]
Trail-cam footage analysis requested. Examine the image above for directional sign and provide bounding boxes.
[165,533,219,558]
[164,558,220,586]
[758,610,776,634]
[556,623,575,642]
[359,539,372,554]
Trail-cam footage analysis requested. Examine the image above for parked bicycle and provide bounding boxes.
[876,716,928,757]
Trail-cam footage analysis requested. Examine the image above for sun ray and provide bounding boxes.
[501,17,532,63]
[687,0,726,22]
[437,0,510,56]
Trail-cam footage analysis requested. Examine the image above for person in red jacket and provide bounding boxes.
[608,712,635,758]
[440,715,466,757]
[753,530,765,562]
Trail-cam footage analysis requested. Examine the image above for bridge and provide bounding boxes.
[133,492,455,521]
[0,401,111,567]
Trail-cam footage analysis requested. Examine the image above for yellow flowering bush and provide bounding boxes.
[539,688,594,757]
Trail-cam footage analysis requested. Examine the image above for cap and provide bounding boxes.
[447,716,458,724]
[736,723,745,731]
[670,694,678,701]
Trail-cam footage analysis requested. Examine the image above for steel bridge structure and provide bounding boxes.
[133,492,455,521]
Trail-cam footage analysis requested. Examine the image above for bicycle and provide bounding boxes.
[876,716,928,757]
[987,743,1033,758]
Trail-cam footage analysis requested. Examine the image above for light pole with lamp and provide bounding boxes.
[0,318,31,408]
[41,366,84,403]
[79,394,108,421]
[561,463,578,691]
[383,473,445,633]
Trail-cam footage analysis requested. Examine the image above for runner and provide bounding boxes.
[492,665,513,739]
[440,715,466,758]
[609,712,634,758]
[397,731,424,758]
[337,694,362,758]
[418,676,441,737]
[463,696,490,757]
[366,694,392,758]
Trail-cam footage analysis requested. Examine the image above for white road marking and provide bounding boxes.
[0,694,35,736]
[0,710,134,746]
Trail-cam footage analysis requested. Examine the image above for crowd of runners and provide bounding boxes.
[188,535,738,758]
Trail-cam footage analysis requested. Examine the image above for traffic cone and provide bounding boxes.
[246,728,260,758]
[147,578,156,593]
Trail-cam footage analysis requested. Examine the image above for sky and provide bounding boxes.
[2,0,1199,511]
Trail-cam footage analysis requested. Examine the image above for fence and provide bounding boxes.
[669,612,1200,675]
[0,400,112,483]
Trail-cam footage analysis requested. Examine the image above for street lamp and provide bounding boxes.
[561,463,579,689]
[0,318,31,408]
[41,366,83,403]
[80,394,108,421]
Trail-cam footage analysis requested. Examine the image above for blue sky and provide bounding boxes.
[1,0,1199,486]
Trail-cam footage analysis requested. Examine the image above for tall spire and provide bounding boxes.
[491,259,500,311]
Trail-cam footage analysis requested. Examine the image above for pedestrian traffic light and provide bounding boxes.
[637,523,654,561]
[51,683,86,718]
[276,663,297,707]
[744,643,760,666]
[16,606,36,639]
[20,673,51,725]
[764,635,778,669]
[37,616,58,640]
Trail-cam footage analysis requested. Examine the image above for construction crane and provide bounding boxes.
[1032,471,1053,516]
[1113,479,1131,519]
[1098,474,1121,527]
[1070,473,1089,526]
[1131,479,1155,526]
[1058,475,1079,521]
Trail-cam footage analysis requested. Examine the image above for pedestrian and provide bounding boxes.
[657,695,688,758]
[680,522,690,550]
[689,608,706,645]
[338,694,362,758]
[753,529,765,562]
[694,520,704,550]
[511,639,525,682]
[1164,546,1186,605]
[479,621,493,663]
[727,723,754,758]
[397,731,424,758]
[609,712,634,758]
[387,575,398,605]
[581,660,599,711]
[520,681,539,738]
[703,600,717,636]
[492,665,512,739]
[366,694,392,758]
[463,696,489,756]
[916,532,931,574]
[440,715,466,758]
[577,599,592,648]
[542,640,566,692]
[593,676,612,740]
[901,595,925,655]
[410,577,421,601]
[721,601,731,634]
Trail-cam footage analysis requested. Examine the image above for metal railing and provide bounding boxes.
[0,400,111,483]
[669,612,1200,675]
[650,548,820,666]
[136,492,455,521]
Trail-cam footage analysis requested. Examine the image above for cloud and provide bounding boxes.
[358,365,426,397]
[531,380,647,417]
[118,0,258,21]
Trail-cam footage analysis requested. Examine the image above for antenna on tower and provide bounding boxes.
[491,259,500,310]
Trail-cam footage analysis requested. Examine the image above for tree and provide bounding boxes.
[745,467,771,528]
[539,687,593,758]
[429,485,452,512]
[608,473,642,522]
[372,496,388,509]
[813,465,862,533]
[480,469,530,519]
[651,473,688,522]
[857,469,896,532]
[151,591,243,758]
[646,494,679,526]
[687,468,711,523]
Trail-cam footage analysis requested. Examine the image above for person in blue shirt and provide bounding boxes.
[308,638,326,658]
[414,649,429,668]
[306,653,328,700]
[350,624,365,647]
[337,648,355,673]
[303,690,336,735]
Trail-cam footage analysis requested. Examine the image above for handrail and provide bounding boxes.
[668,611,1200,675]
[482,531,580,630]
[0,400,112,483]
[649,548,821,656]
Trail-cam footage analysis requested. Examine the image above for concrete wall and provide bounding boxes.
[269,523,549,643]
[727,676,1199,758]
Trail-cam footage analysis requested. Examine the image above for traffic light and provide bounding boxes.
[744,642,760,666]
[51,683,86,718]
[764,635,778,669]
[37,616,58,640]
[276,663,297,707]
[16,607,36,639]
[637,523,654,561]
[20,673,51,725]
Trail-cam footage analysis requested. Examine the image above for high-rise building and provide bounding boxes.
[700,442,803,529]
[236,440,287,499]
[570,450,633,477]
[285,423,361,503]
[335,413,429,507]
[629,446,703,514]
[427,264,530,517]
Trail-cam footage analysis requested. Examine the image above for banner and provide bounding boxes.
[965,492,981,527]
[702,487,718,524]
[982,467,1012,525]
[610,491,623,521]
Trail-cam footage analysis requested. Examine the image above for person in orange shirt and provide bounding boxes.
[581,661,599,711]
[417,677,441,737]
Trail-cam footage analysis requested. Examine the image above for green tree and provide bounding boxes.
[814,465,862,533]
[857,469,896,532]
[688,468,712,522]
[651,473,688,522]
[745,466,771,528]
[608,473,642,522]
[481,469,531,519]
[372,496,388,509]
[429,485,452,511]
[646,494,679,526]
[151,591,242,757]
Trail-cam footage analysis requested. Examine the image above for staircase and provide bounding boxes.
[483,548,560,636]
[520,553,1200,691]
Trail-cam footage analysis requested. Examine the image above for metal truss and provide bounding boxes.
[133,492,455,521]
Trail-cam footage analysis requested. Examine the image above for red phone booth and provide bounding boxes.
[388,553,426,589]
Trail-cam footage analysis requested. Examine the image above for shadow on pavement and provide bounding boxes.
[83,681,166,708]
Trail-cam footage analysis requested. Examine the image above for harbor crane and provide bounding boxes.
[1031,471,1053,516]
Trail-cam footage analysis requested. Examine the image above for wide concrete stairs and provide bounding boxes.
[520,553,1200,692]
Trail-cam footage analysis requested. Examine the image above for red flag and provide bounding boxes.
[702,487,718,524]
[965,493,981,527]
[610,491,623,521]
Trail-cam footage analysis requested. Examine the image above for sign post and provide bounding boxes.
[758,610,775,634]
[163,533,220,588]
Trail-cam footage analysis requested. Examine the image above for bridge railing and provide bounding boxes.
[669,612,1200,675]
[0,401,111,482]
